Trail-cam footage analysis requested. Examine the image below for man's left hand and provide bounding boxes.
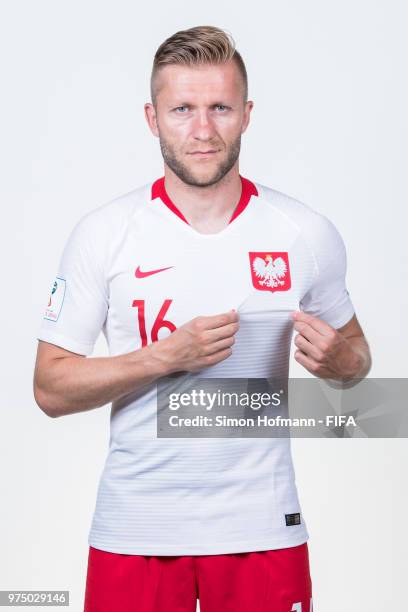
[291,311,367,380]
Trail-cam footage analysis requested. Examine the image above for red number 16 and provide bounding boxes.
[132,299,177,347]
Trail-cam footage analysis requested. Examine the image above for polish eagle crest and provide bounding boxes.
[248,252,291,292]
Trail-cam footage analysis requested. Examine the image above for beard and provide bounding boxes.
[158,133,241,188]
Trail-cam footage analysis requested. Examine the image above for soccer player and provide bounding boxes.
[33,25,371,612]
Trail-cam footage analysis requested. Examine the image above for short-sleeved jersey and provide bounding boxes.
[37,176,355,555]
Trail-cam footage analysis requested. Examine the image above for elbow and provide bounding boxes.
[364,357,372,379]
[361,341,372,379]
[33,382,58,418]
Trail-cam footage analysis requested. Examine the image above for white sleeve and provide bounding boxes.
[37,213,109,355]
[300,214,355,329]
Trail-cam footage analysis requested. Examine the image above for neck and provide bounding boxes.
[163,165,242,234]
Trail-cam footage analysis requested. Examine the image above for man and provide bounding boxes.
[34,25,371,612]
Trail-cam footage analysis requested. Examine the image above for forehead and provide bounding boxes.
[155,61,243,103]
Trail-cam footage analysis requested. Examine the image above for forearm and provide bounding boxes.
[34,342,170,418]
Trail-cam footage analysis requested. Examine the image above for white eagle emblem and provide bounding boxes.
[252,254,287,288]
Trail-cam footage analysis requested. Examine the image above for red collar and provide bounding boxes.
[151,175,258,226]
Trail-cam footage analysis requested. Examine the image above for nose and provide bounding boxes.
[191,108,217,141]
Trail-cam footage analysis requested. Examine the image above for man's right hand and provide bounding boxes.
[151,310,240,375]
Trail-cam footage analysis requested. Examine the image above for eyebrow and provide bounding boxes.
[168,102,231,109]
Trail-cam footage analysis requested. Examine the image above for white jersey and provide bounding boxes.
[37,176,355,555]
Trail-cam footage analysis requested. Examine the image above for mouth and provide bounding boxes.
[187,149,220,157]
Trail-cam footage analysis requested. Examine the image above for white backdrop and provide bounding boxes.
[1,1,407,610]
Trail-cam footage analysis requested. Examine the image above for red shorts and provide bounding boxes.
[84,542,313,612]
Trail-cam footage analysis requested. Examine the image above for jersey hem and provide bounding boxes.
[87,532,309,556]
[323,305,355,330]
[36,330,94,356]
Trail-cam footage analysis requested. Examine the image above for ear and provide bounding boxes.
[241,100,254,134]
[144,103,159,137]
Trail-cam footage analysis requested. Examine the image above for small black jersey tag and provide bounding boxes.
[285,513,301,526]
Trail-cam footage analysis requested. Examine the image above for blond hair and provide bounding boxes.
[150,26,248,104]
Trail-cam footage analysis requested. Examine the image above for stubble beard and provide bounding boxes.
[158,134,242,188]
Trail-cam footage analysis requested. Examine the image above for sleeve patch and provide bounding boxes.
[44,277,66,321]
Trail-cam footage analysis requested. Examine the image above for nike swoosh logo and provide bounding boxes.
[135,265,174,278]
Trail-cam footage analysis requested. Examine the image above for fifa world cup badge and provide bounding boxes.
[44,277,66,321]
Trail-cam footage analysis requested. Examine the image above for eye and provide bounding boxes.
[215,104,228,111]
[174,106,189,113]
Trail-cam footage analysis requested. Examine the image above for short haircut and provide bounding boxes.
[150,25,248,105]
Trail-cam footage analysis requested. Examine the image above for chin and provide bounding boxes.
[189,173,220,187]
[187,165,223,184]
